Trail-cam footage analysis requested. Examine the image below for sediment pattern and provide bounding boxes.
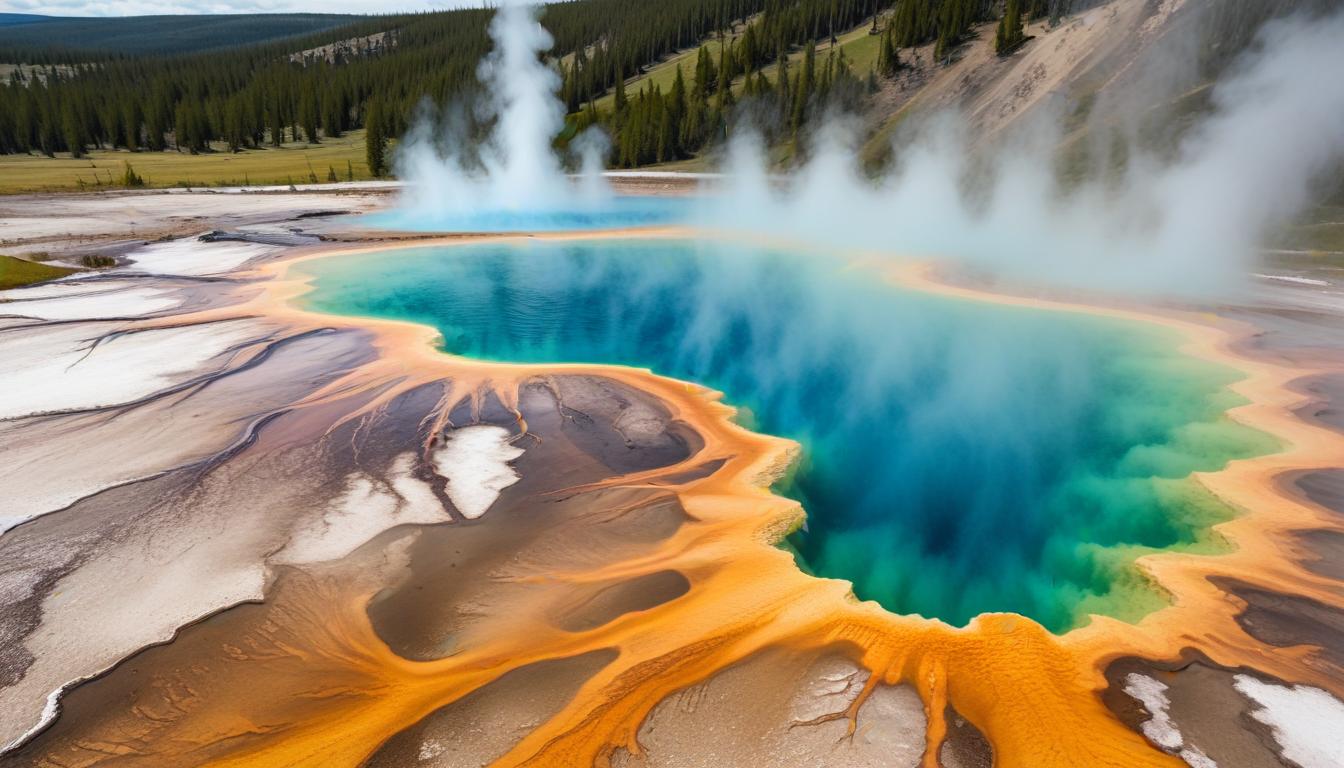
[1,225,1343,767]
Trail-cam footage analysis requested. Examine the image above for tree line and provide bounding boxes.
[597,37,870,168]
[0,0,1040,167]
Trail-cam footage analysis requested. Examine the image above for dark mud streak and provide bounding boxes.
[188,410,292,477]
[0,405,291,697]
[1291,469,1344,516]
[1210,576,1344,673]
[0,310,397,756]
[0,471,207,745]
[651,458,728,486]
[190,327,342,397]
[3,322,300,425]
[1295,530,1344,581]
[1,357,713,762]
[360,649,619,768]
[365,375,699,662]
[446,384,519,429]
[405,383,476,523]
[0,389,396,760]
[366,487,692,662]
[1297,372,1344,433]
[1227,306,1344,357]
[939,704,992,768]
[542,377,701,475]
[1101,653,1287,768]
[0,558,84,692]
[0,588,271,760]
[1283,470,1344,581]
[556,570,692,633]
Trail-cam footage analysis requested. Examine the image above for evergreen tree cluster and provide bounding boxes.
[886,0,994,61]
[0,0,761,160]
[605,34,866,168]
[994,0,1027,55]
[0,0,1047,166]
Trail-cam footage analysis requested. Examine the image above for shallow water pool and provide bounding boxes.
[362,195,692,233]
[299,239,1275,632]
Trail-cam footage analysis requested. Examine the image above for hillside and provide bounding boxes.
[0,14,48,27]
[0,13,361,56]
[0,0,1334,190]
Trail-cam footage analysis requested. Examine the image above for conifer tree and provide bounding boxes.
[695,45,717,95]
[174,101,192,152]
[996,0,1027,56]
[574,45,591,106]
[792,40,815,134]
[680,77,707,151]
[301,92,320,143]
[269,100,285,147]
[123,99,142,151]
[224,97,246,151]
[145,100,167,151]
[878,24,900,76]
[562,58,580,113]
[714,41,735,114]
[668,64,687,155]
[61,100,83,158]
[613,68,628,114]
[322,88,345,138]
[365,100,387,177]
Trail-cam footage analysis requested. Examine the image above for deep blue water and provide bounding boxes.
[363,195,692,233]
[299,239,1272,631]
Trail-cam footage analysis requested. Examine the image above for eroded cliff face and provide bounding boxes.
[0,195,1342,768]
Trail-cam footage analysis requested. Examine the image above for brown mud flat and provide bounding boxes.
[1,204,1343,767]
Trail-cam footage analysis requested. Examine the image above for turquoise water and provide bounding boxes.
[300,239,1274,632]
[363,195,691,233]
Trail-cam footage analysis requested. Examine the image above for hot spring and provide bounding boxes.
[298,239,1275,633]
[362,195,692,234]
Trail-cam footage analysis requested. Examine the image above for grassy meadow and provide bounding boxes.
[0,130,373,194]
[0,254,78,289]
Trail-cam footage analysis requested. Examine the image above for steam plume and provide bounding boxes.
[393,0,609,215]
[699,7,1344,297]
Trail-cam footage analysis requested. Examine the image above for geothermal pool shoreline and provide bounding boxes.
[4,216,1343,767]
[265,232,1344,624]
[270,229,1344,624]
[267,231,1344,756]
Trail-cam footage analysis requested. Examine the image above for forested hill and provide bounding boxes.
[0,0,1324,182]
[0,13,361,57]
[0,0,978,166]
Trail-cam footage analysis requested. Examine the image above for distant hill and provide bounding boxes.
[0,14,49,27]
[0,13,362,56]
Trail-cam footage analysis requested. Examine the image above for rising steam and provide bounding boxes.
[391,1,1344,298]
[700,7,1344,297]
[393,0,610,215]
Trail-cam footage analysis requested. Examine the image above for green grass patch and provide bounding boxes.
[0,254,79,289]
[0,130,373,194]
[592,21,883,112]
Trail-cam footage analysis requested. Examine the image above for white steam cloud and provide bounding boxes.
[391,1,1344,299]
[393,0,610,214]
[699,7,1344,297]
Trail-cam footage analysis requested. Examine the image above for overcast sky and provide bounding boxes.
[0,0,475,15]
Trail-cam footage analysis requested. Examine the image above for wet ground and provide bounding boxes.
[0,188,1341,767]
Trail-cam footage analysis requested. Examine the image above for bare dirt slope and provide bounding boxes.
[859,0,1266,157]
